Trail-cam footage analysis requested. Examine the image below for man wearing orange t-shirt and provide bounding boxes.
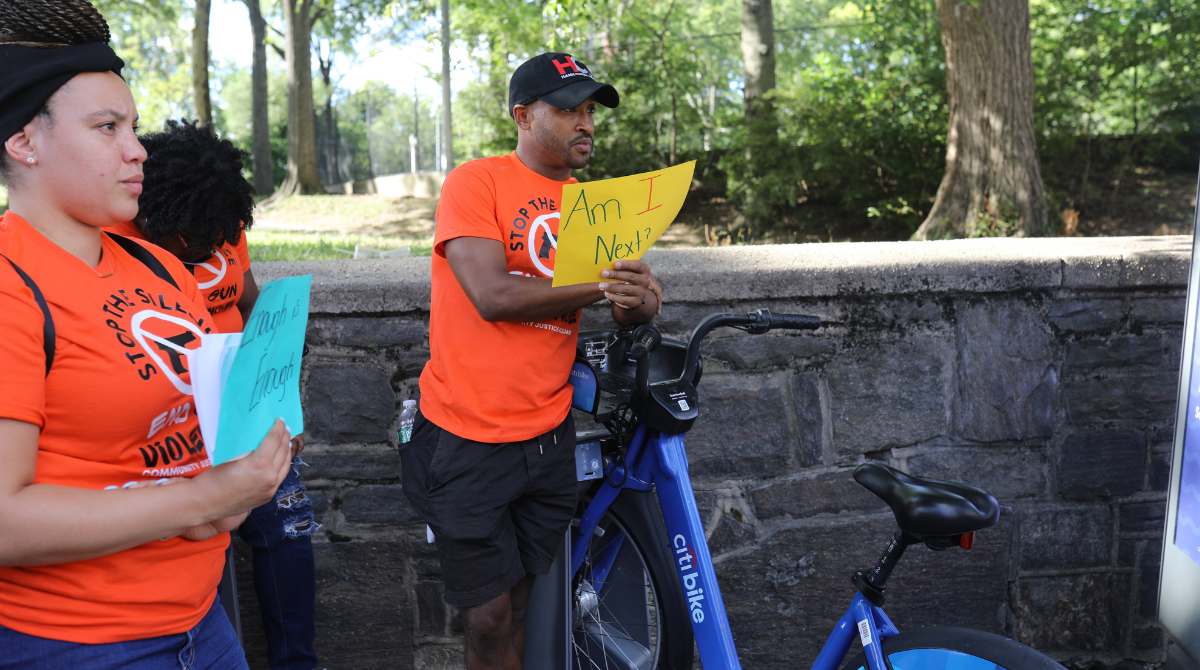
[402,53,661,670]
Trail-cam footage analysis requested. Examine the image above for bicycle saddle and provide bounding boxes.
[854,463,1000,537]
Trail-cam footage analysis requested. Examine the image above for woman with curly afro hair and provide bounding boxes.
[111,119,321,670]
[111,119,260,333]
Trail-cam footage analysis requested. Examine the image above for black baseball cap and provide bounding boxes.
[508,52,619,117]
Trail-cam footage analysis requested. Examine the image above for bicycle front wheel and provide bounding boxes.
[839,626,1065,670]
[572,489,694,670]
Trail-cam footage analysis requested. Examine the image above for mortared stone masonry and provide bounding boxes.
[232,235,1190,669]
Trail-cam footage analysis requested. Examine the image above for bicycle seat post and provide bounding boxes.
[853,529,919,606]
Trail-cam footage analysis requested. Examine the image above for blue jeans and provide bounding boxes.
[237,461,320,670]
[0,595,247,670]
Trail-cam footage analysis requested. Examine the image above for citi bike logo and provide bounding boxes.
[673,534,706,623]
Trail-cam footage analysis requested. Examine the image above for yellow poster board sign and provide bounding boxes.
[551,160,696,287]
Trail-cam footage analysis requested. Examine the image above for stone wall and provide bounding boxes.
[237,236,1193,669]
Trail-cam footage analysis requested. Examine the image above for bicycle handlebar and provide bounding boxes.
[769,312,823,331]
[679,309,821,383]
[630,324,663,398]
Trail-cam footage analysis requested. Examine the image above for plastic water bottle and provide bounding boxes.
[398,399,418,445]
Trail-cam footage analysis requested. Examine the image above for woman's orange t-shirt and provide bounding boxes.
[419,152,581,442]
[109,220,251,333]
[0,212,226,644]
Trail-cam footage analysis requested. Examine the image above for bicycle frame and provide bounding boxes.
[571,424,900,670]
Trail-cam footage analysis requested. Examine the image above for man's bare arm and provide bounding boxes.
[602,263,659,326]
[445,237,658,324]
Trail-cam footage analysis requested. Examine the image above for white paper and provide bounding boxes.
[187,332,243,463]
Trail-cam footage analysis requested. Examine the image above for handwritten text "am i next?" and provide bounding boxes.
[552,161,695,288]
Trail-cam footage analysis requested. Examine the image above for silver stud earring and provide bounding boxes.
[25,157,34,164]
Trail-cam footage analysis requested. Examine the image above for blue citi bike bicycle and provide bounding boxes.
[522,309,1065,670]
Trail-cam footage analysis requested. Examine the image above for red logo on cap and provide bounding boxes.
[552,57,581,76]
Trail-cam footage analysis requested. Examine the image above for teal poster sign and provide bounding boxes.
[210,275,311,464]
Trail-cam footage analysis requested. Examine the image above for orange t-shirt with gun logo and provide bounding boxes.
[420,152,581,442]
[0,211,225,643]
[110,220,251,333]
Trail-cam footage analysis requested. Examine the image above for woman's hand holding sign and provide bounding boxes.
[131,418,297,541]
[184,418,295,538]
[0,418,295,565]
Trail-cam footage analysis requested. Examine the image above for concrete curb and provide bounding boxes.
[255,236,1194,315]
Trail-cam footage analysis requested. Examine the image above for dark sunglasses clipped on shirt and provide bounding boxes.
[175,234,216,264]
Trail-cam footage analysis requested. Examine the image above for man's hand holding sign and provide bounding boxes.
[553,160,696,289]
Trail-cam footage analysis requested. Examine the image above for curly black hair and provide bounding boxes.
[135,119,255,250]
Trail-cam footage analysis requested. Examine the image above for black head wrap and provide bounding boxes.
[0,42,124,142]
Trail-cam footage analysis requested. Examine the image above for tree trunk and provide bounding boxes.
[740,0,775,110]
[275,0,323,197]
[242,0,273,196]
[440,0,454,171]
[410,84,417,173]
[329,106,339,181]
[317,48,339,184]
[669,93,677,165]
[323,96,338,184]
[367,87,377,176]
[912,0,1047,239]
[487,37,506,114]
[703,83,716,152]
[191,0,212,125]
[740,0,775,233]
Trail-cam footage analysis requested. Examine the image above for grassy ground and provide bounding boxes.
[245,194,438,261]
[254,194,436,239]
[245,230,432,262]
[248,172,1197,253]
[251,193,711,249]
[2,175,1192,258]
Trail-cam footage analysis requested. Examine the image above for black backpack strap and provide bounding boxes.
[1,254,55,376]
[105,232,180,291]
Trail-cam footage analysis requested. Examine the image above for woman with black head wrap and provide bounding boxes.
[0,2,294,667]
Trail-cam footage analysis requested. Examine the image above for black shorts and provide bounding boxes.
[401,410,578,607]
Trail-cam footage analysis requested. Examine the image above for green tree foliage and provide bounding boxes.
[97,0,193,131]
[442,0,951,238]
[214,61,291,187]
[446,0,745,178]
[732,0,949,237]
[1032,0,1200,211]
[435,0,1198,239]
[320,81,440,181]
[174,0,1197,236]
